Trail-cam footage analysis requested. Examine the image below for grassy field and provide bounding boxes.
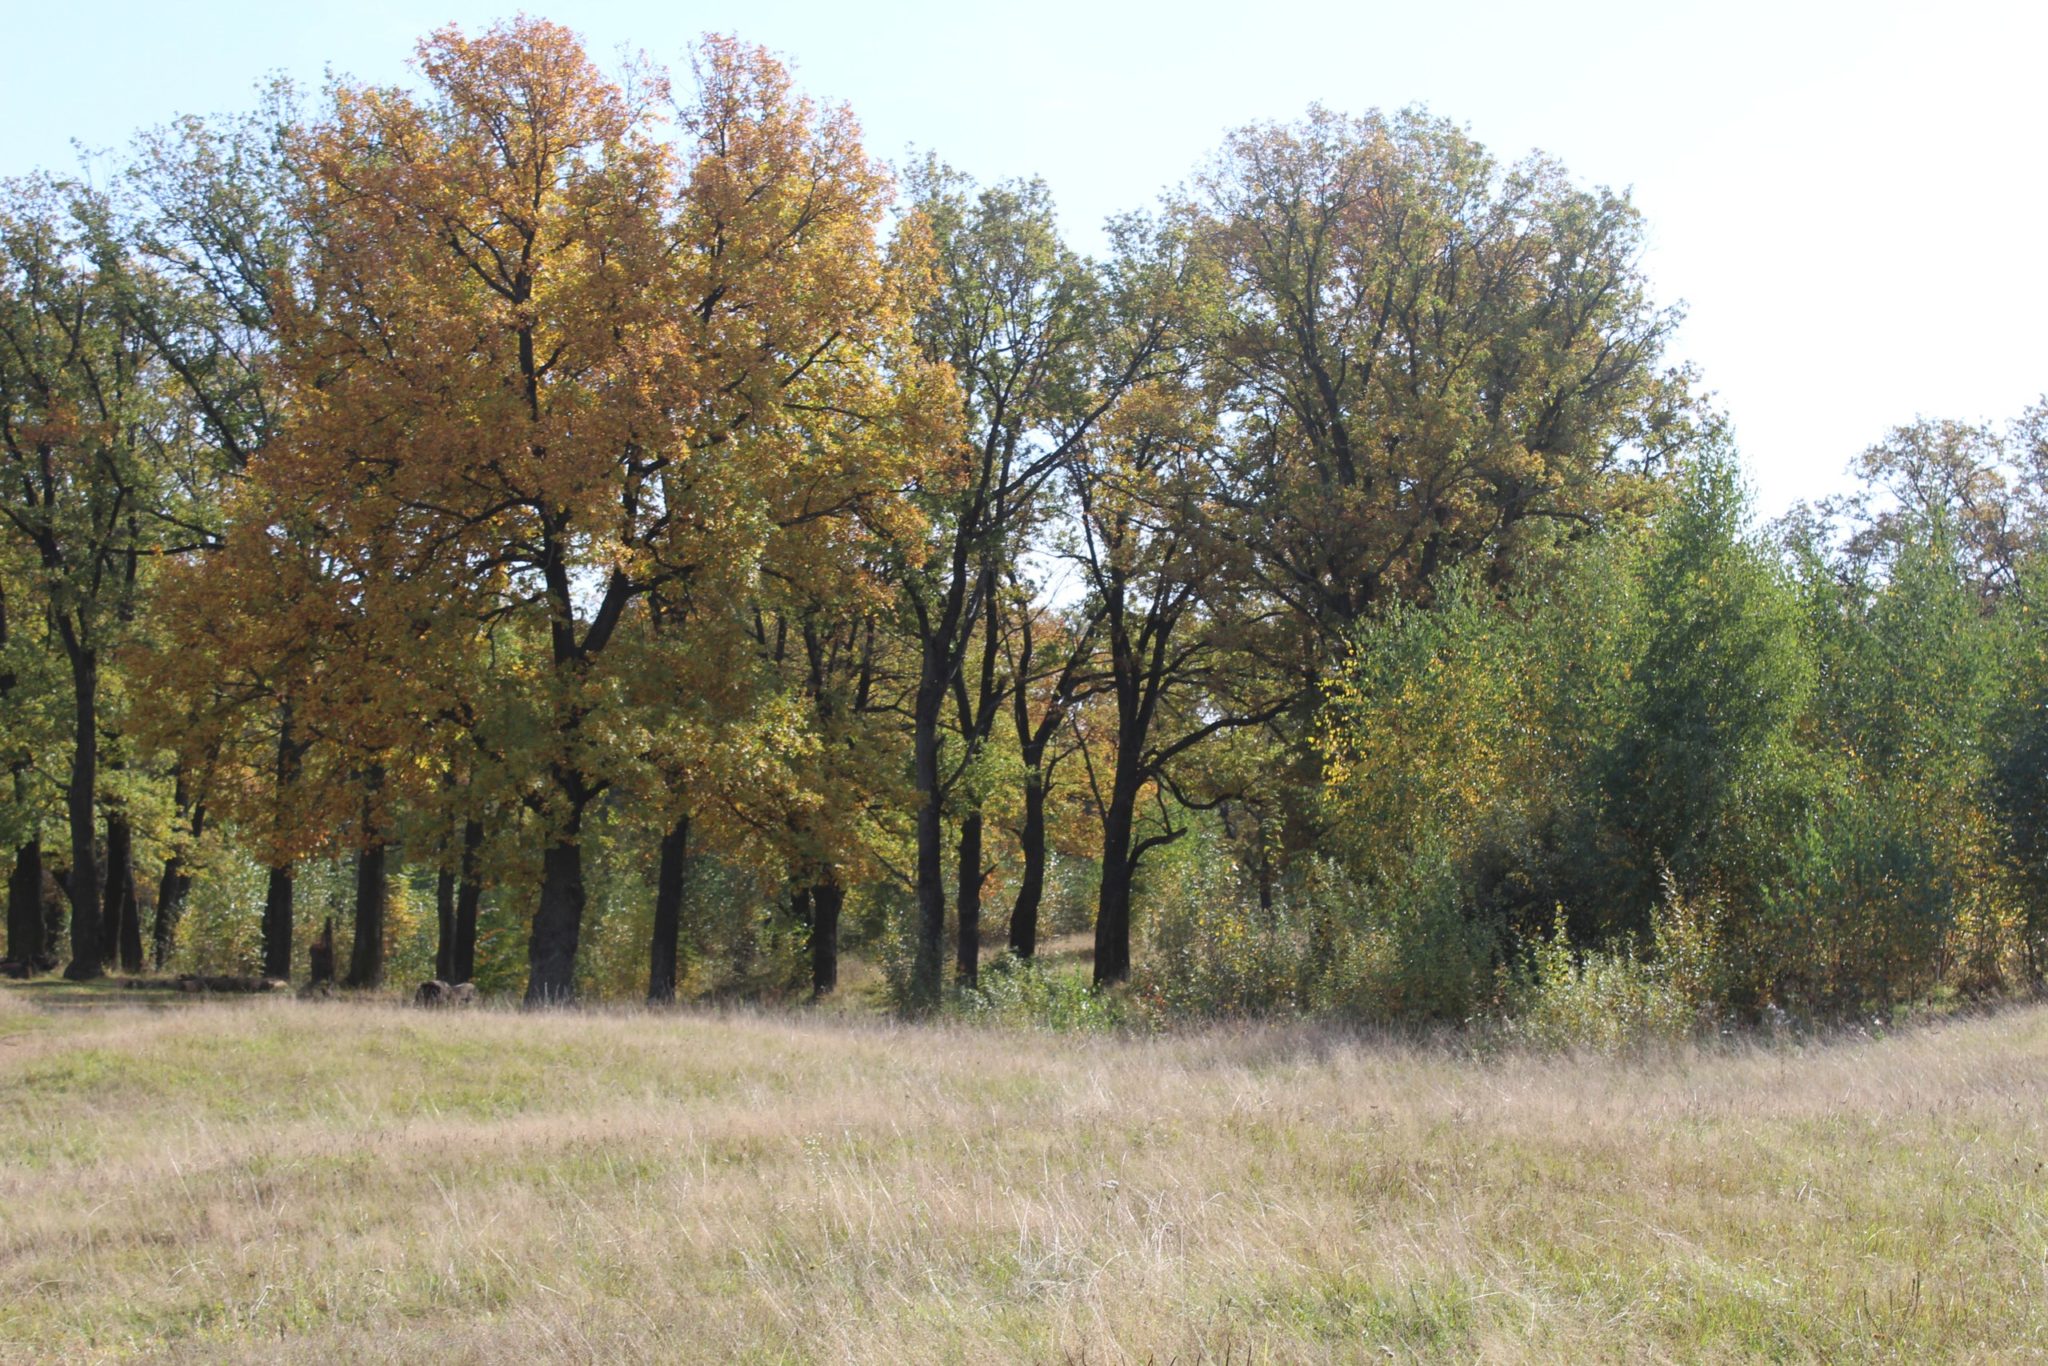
[2,982,2046,1362]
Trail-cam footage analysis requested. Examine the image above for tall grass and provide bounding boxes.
[3,981,2045,1360]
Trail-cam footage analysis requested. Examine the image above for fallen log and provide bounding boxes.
[174,974,285,994]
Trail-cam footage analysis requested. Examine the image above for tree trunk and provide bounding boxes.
[98,815,122,966]
[97,892,116,967]
[910,642,947,1007]
[434,863,456,983]
[103,811,142,972]
[0,593,40,969]
[453,819,482,985]
[956,809,984,988]
[790,883,812,981]
[344,842,387,988]
[262,707,300,981]
[1092,783,1139,986]
[153,779,200,969]
[1008,772,1048,959]
[61,647,101,981]
[41,861,65,961]
[6,839,43,966]
[810,875,842,997]
[153,853,192,970]
[307,914,334,985]
[647,814,690,1005]
[262,864,294,980]
[526,837,585,1005]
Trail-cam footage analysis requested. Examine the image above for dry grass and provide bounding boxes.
[2,981,2046,1362]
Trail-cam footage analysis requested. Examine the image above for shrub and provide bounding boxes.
[1316,847,1496,1024]
[959,955,1122,1030]
[167,843,268,977]
[1128,847,1495,1025]
[1131,861,1314,1021]
[1505,881,1722,1051]
[1750,783,1960,1017]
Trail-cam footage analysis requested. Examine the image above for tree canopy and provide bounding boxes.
[3,16,2043,1041]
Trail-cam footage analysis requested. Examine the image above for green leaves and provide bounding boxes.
[1192,105,1684,666]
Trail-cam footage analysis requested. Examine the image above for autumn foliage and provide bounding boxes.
[3,17,2046,1035]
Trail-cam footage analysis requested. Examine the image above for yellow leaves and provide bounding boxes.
[1320,598,1548,881]
[268,18,928,609]
[183,17,952,886]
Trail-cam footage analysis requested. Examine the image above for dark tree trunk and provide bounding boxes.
[103,811,142,972]
[61,646,101,981]
[947,568,1007,989]
[41,862,65,960]
[262,864,294,980]
[1092,782,1139,986]
[307,914,334,985]
[0,593,40,970]
[434,863,456,983]
[153,779,201,969]
[344,842,387,989]
[791,884,812,942]
[98,818,121,965]
[647,814,690,1005]
[153,854,192,970]
[6,839,43,966]
[1008,773,1048,959]
[262,707,300,981]
[117,869,143,973]
[910,641,948,1007]
[452,819,482,985]
[810,876,842,997]
[526,837,585,1005]
[345,763,389,989]
[956,809,984,988]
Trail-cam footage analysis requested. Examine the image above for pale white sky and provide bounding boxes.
[7,0,2043,514]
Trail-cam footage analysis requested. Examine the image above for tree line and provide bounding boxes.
[3,16,2044,1031]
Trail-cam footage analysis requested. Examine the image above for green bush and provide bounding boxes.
[1749,784,1958,1016]
[1127,848,1494,1025]
[959,955,1122,1030]
[1131,860,1314,1020]
[1505,880,1722,1050]
[166,842,268,977]
[1317,846,1497,1024]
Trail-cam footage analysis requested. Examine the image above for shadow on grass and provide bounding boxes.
[2,974,295,1013]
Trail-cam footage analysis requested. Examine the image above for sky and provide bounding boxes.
[5,0,2044,516]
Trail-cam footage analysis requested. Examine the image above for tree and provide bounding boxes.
[1818,404,2048,603]
[1791,469,2013,1008]
[0,180,208,980]
[122,92,305,970]
[264,19,929,1003]
[1193,107,1685,741]
[1597,449,1811,931]
[0,555,63,968]
[1061,223,1291,984]
[895,169,1172,1004]
[1992,574,2048,985]
[751,541,916,999]
[1001,586,1101,960]
[138,503,322,980]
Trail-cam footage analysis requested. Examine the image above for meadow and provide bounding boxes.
[3,980,2045,1362]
